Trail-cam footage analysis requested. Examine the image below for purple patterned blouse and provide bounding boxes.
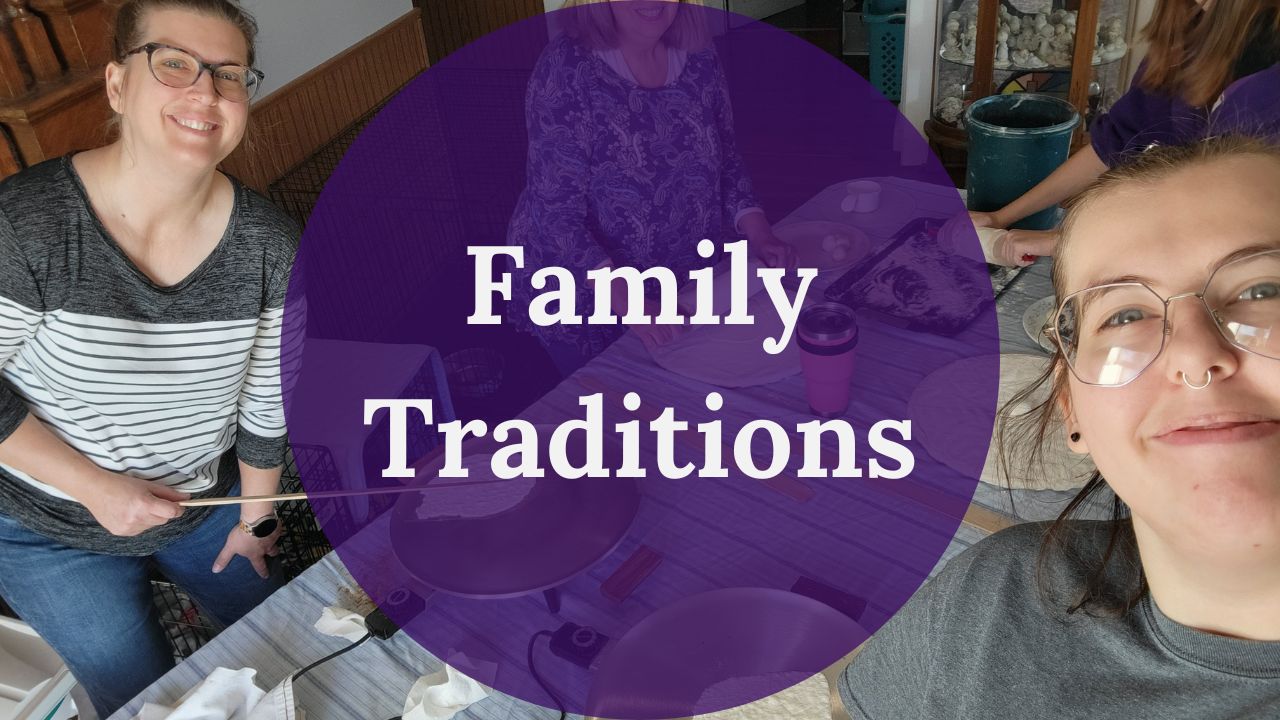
[505,34,760,352]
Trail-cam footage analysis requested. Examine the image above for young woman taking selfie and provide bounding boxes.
[843,136,1280,718]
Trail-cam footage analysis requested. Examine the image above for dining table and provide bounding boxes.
[107,178,1077,720]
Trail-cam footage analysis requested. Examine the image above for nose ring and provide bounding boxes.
[1181,369,1213,390]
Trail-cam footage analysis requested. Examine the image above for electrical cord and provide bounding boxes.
[528,630,567,720]
[291,632,372,682]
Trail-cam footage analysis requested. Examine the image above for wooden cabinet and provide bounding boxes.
[0,0,118,178]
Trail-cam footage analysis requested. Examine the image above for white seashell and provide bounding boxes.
[937,96,963,124]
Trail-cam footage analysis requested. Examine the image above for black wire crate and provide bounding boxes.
[150,579,217,661]
[276,444,339,579]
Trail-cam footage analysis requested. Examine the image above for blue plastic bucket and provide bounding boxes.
[964,93,1080,230]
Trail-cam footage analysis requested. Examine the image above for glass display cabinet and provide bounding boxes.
[922,0,1137,183]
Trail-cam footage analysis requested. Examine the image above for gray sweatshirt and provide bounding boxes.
[841,521,1280,719]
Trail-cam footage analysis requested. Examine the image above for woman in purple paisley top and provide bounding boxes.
[506,0,793,374]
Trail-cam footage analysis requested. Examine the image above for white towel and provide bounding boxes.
[312,606,370,643]
[400,662,490,720]
[133,668,298,720]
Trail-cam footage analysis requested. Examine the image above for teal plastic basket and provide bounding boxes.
[864,0,906,102]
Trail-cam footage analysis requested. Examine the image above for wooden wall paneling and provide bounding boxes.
[413,0,543,64]
[220,9,429,191]
[436,0,462,60]
[354,49,375,110]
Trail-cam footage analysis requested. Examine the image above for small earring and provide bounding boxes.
[1070,432,1081,443]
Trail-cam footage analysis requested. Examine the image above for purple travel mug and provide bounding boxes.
[797,302,859,418]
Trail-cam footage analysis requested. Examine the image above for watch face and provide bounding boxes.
[251,517,280,538]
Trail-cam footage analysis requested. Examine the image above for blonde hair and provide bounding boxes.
[557,0,711,51]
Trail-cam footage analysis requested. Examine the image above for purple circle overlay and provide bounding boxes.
[282,4,997,716]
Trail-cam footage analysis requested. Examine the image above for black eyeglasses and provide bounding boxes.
[125,42,264,102]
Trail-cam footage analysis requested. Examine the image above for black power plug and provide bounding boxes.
[365,607,401,640]
[548,622,609,668]
[366,587,429,640]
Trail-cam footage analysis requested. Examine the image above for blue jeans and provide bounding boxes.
[0,488,282,718]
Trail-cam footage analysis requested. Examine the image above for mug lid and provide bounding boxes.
[798,301,859,343]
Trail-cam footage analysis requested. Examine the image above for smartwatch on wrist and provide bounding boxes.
[239,513,279,539]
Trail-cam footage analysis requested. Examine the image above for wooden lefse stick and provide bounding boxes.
[179,444,462,507]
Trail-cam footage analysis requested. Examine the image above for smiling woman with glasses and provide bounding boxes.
[0,1,297,717]
[839,136,1280,719]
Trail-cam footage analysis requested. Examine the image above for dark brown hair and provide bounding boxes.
[998,135,1280,617]
[113,0,259,66]
[1139,0,1280,107]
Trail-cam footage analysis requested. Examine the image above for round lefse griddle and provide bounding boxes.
[586,587,866,719]
[389,426,639,598]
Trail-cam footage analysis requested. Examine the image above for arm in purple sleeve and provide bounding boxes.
[1091,61,1187,167]
[708,53,763,233]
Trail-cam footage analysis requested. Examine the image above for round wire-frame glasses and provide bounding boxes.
[1046,248,1280,387]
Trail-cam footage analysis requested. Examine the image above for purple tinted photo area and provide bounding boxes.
[280,3,997,717]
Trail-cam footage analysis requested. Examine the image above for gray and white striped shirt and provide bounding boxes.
[0,156,298,555]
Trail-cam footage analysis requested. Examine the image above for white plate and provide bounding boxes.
[772,221,871,274]
[648,288,800,388]
[1022,296,1057,353]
